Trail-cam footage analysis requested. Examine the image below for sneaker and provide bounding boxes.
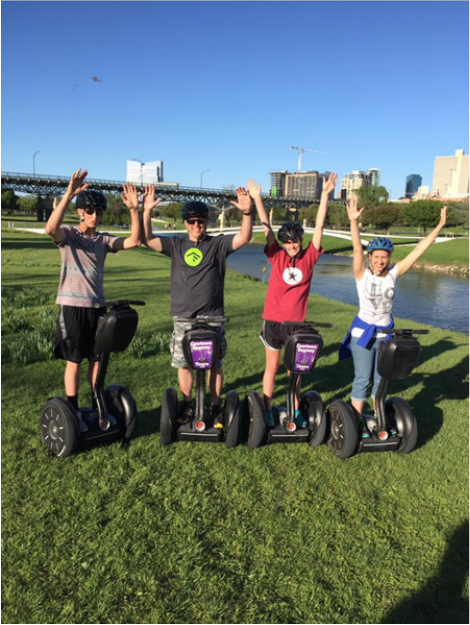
[76,411,89,434]
[356,416,370,438]
[294,409,307,429]
[265,409,275,428]
[211,405,224,429]
[177,401,194,425]
[364,415,378,434]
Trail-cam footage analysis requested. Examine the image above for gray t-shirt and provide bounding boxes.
[55,225,119,308]
[160,234,236,317]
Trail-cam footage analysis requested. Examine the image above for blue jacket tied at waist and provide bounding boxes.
[339,314,395,361]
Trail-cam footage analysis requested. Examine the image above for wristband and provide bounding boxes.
[242,210,252,216]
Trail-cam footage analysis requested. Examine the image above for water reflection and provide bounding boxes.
[227,244,469,334]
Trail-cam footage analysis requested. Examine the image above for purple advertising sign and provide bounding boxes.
[190,340,214,370]
[294,343,319,373]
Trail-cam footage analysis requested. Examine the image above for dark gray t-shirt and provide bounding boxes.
[160,234,236,317]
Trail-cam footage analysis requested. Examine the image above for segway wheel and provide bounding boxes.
[160,387,178,445]
[224,390,241,448]
[243,391,266,449]
[386,397,418,454]
[40,398,79,458]
[105,384,138,442]
[327,400,359,459]
[300,390,327,447]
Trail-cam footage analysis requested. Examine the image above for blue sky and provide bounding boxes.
[2,1,468,198]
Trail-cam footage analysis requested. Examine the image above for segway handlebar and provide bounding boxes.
[102,300,146,308]
[282,320,333,328]
[372,328,430,338]
[174,315,229,324]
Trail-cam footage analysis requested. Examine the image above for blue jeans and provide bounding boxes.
[350,336,384,401]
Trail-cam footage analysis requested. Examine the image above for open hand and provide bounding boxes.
[322,172,338,195]
[230,187,251,213]
[142,185,162,212]
[247,179,262,200]
[121,183,140,211]
[346,197,365,221]
[66,169,89,198]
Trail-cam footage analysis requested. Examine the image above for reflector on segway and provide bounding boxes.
[287,422,297,433]
[378,431,389,441]
[195,421,206,432]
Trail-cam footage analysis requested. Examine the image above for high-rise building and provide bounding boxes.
[405,174,422,198]
[433,149,469,198]
[285,170,323,200]
[368,168,381,186]
[127,160,164,184]
[340,170,371,201]
[269,171,288,197]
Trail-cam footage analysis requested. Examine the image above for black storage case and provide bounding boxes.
[94,306,139,355]
[378,335,421,380]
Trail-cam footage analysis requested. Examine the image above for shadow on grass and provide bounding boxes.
[381,520,469,624]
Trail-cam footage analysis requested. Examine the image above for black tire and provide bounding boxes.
[327,400,359,459]
[160,387,178,445]
[40,398,79,458]
[224,390,241,448]
[244,391,266,449]
[386,396,418,454]
[300,390,327,447]
[105,384,138,441]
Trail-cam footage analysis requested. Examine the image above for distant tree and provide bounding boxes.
[365,206,400,231]
[159,202,181,222]
[354,185,389,209]
[271,205,288,224]
[402,200,443,233]
[100,193,128,227]
[18,195,39,214]
[325,203,349,229]
[1,190,19,213]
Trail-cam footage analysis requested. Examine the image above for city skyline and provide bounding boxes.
[2,2,468,199]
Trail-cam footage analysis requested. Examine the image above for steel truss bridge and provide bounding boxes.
[1,172,321,209]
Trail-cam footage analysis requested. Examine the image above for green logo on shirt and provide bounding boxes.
[184,248,203,266]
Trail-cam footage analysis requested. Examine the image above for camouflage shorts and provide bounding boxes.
[170,317,227,369]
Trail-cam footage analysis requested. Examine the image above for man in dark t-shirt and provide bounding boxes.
[143,185,253,422]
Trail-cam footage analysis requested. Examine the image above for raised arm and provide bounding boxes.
[45,169,89,243]
[142,184,163,252]
[313,172,337,251]
[395,206,447,277]
[230,187,253,251]
[346,196,366,280]
[247,179,276,248]
[112,183,142,250]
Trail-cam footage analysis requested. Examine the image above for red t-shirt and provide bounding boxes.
[262,241,323,322]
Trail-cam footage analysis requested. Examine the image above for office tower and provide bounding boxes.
[368,168,381,186]
[433,149,469,198]
[405,174,422,198]
[285,171,323,200]
[340,170,371,201]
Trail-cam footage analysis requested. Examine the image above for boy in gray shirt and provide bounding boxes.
[46,169,141,430]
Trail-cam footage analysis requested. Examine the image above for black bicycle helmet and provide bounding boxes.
[181,201,209,220]
[278,221,304,243]
[366,237,394,254]
[75,190,108,210]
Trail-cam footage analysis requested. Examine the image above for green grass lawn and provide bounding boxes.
[2,229,469,624]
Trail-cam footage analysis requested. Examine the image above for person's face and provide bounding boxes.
[185,217,208,240]
[368,250,391,274]
[283,238,302,258]
[78,207,104,229]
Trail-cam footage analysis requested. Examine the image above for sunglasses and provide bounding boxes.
[186,218,206,225]
[83,208,104,216]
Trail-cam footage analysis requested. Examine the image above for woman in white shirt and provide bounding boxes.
[341,198,447,419]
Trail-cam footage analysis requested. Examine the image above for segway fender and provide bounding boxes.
[243,391,266,449]
[160,387,178,445]
[300,390,327,447]
[386,396,418,454]
[224,390,241,448]
[105,384,138,441]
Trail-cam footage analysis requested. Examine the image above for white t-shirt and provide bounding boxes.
[351,266,398,338]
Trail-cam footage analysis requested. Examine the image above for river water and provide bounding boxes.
[227,244,469,335]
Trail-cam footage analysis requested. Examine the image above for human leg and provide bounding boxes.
[350,336,376,415]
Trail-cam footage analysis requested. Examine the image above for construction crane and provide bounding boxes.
[290,146,325,172]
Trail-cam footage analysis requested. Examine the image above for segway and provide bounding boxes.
[40,300,145,457]
[245,321,331,449]
[327,329,429,459]
[160,316,242,447]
